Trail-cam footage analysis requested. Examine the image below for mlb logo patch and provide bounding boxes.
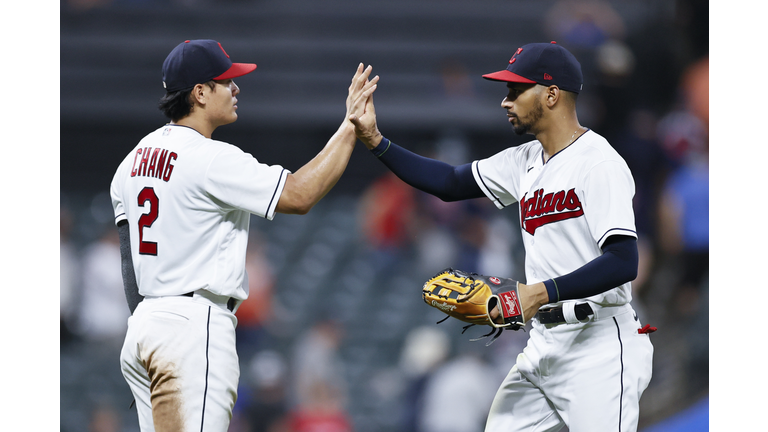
[163,127,173,136]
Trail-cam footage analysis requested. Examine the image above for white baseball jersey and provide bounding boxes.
[110,124,289,300]
[472,129,652,432]
[472,129,637,307]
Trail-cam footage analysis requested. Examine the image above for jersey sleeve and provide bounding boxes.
[471,145,528,208]
[204,145,289,220]
[581,159,637,247]
[110,157,129,226]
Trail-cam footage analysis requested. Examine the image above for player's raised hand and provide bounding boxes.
[346,64,378,120]
[348,74,382,150]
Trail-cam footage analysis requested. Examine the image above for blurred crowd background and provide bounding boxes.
[60,0,708,431]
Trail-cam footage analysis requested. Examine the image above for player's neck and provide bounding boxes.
[173,116,216,139]
[537,121,584,163]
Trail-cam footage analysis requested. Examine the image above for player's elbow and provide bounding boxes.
[275,195,313,215]
[275,175,317,215]
[291,203,313,215]
[613,255,638,285]
[629,265,638,282]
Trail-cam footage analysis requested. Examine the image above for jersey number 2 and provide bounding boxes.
[137,187,159,255]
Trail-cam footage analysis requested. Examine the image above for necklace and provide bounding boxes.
[544,127,584,163]
[568,127,583,146]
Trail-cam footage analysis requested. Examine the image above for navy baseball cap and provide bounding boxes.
[162,39,257,92]
[482,41,583,93]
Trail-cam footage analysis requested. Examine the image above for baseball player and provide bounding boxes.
[350,42,654,432]
[111,39,377,432]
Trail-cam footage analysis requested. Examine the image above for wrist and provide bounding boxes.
[370,136,391,158]
[524,282,549,309]
[543,279,560,304]
[340,119,356,133]
[363,132,383,150]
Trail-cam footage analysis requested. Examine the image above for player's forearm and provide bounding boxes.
[542,235,638,303]
[371,137,484,201]
[277,122,356,214]
[117,220,143,314]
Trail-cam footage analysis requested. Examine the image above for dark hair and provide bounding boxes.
[158,89,193,122]
[158,81,217,122]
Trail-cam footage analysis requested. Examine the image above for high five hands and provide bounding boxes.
[348,65,383,150]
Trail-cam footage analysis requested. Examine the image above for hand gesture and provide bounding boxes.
[346,64,379,132]
[347,66,383,149]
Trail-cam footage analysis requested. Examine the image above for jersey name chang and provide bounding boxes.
[111,125,288,299]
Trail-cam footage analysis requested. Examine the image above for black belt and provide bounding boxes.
[183,292,236,312]
[536,303,593,324]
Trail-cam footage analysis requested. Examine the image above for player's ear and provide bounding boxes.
[544,85,560,108]
[190,83,207,105]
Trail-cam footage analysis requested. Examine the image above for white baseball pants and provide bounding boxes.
[485,304,653,432]
[120,295,240,432]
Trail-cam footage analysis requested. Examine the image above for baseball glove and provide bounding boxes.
[422,268,526,344]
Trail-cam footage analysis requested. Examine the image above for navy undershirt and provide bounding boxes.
[371,137,638,302]
[371,137,484,201]
[541,235,638,303]
[118,220,144,314]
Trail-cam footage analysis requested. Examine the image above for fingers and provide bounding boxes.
[362,74,380,92]
[349,63,364,90]
[361,79,378,97]
[348,84,377,119]
[359,65,373,83]
[348,92,376,129]
[350,63,373,92]
[347,65,379,114]
[364,89,376,116]
[346,64,379,139]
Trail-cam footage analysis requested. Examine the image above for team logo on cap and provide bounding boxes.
[543,73,553,80]
[489,277,501,285]
[508,47,524,64]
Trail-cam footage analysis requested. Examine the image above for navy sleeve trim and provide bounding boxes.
[597,228,637,247]
[544,278,560,303]
[265,168,288,219]
[371,137,392,158]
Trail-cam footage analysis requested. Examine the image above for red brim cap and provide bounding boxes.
[214,62,257,80]
[481,70,536,84]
